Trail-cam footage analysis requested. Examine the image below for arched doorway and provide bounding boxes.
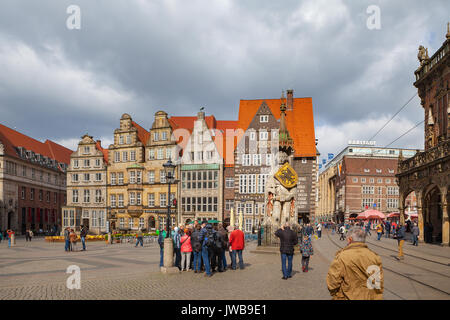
[148,216,156,230]
[424,186,442,243]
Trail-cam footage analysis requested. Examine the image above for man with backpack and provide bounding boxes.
[199,222,214,277]
[157,227,166,267]
[211,225,225,272]
[190,224,203,273]
[173,227,182,270]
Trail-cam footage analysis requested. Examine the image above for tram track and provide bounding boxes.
[325,231,450,297]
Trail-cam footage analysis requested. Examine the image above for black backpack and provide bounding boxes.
[191,231,202,251]
[205,230,216,248]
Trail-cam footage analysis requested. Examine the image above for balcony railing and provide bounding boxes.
[415,40,449,82]
[399,139,449,173]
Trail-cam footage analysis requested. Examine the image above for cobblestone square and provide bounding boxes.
[1,231,449,300]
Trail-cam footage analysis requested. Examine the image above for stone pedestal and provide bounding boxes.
[161,238,179,274]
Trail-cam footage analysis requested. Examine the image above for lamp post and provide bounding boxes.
[161,159,178,273]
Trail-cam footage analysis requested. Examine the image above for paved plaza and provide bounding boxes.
[0,231,449,300]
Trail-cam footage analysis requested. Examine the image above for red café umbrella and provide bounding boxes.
[386,212,399,218]
[357,209,385,220]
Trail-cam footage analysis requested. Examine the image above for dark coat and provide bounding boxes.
[275,227,298,255]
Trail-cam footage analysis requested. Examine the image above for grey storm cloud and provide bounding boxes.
[0,0,449,154]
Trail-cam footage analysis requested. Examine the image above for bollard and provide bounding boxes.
[161,238,179,273]
[10,234,16,247]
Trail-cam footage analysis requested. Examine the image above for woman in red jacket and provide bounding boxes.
[180,230,193,271]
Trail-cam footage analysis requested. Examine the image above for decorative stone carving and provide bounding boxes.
[418,45,428,66]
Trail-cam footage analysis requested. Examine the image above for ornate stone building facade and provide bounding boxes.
[62,134,108,234]
[397,26,450,245]
[107,114,150,231]
[0,124,71,234]
[144,111,178,230]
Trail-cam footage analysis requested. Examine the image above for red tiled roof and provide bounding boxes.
[131,121,150,145]
[0,123,73,166]
[95,140,109,164]
[238,97,316,157]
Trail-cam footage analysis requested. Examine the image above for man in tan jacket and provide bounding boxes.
[327,226,383,300]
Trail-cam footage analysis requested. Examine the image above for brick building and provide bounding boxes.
[317,143,419,223]
[0,124,72,234]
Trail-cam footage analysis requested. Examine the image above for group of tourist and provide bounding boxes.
[63,225,88,252]
[158,220,245,277]
[0,229,15,247]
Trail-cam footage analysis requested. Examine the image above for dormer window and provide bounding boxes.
[83,146,90,154]
[259,131,268,141]
[260,115,269,123]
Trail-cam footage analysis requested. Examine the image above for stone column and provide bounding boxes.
[416,191,424,242]
[441,189,449,246]
[161,237,178,273]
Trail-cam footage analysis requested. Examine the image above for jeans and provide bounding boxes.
[377,232,382,241]
[231,250,244,270]
[317,230,322,238]
[8,238,11,247]
[281,253,293,278]
[385,230,390,238]
[201,246,211,275]
[222,250,228,269]
[135,237,143,247]
[412,235,418,246]
[65,239,70,251]
[193,251,201,271]
[174,247,181,269]
[159,247,164,267]
[81,236,86,250]
[181,252,192,270]
[301,256,310,271]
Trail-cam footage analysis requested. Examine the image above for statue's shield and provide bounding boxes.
[274,163,298,189]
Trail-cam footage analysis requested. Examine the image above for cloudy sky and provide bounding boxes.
[0,0,449,161]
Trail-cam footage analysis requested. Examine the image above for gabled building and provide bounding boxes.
[234,90,318,229]
[143,111,178,231]
[0,123,72,234]
[62,134,108,234]
[107,114,149,231]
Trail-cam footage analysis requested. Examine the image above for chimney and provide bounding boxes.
[287,89,293,110]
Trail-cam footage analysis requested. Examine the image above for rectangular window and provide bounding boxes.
[162,131,167,141]
[118,194,124,207]
[72,174,79,182]
[63,210,69,227]
[157,148,164,160]
[84,189,90,203]
[149,149,155,160]
[166,147,172,159]
[129,192,136,205]
[213,197,218,212]
[119,136,124,144]
[72,190,77,203]
[130,171,136,184]
[95,159,101,167]
[84,173,90,181]
[91,211,98,227]
[54,192,57,204]
[197,197,201,212]
[73,160,79,168]
[136,171,142,183]
[96,173,102,181]
[130,151,136,161]
[115,152,120,162]
[84,159,90,167]
[160,170,166,183]
[259,131,268,141]
[111,195,116,207]
[225,199,234,211]
[46,191,50,202]
[111,173,116,185]
[139,218,144,229]
[160,193,167,207]
[137,192,141,205]
[253,154,261,166]
[118,173,124,185]
[154,132,159,142]
[119,218,125,229]
[21,187,26,199]
[70,210,75,227]
[361,178,366,183]
[129,218,134,229]
[95,189,102,203]
[148,171,155,183]
[126,135,131,144]
[246,203,253,214]
[39,190,43,201]
[122,151,128,162]
[208,197,212,212]
[148,193,155,207]
[260,115,269,123]
[266,154,272,166]
[203,197,207,212]
[245,218,252,233]
[225,177,234,188]
[249,174,256,194]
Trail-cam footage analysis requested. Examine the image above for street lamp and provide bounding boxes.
[163,159,176,238]
[161,159,178,273]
